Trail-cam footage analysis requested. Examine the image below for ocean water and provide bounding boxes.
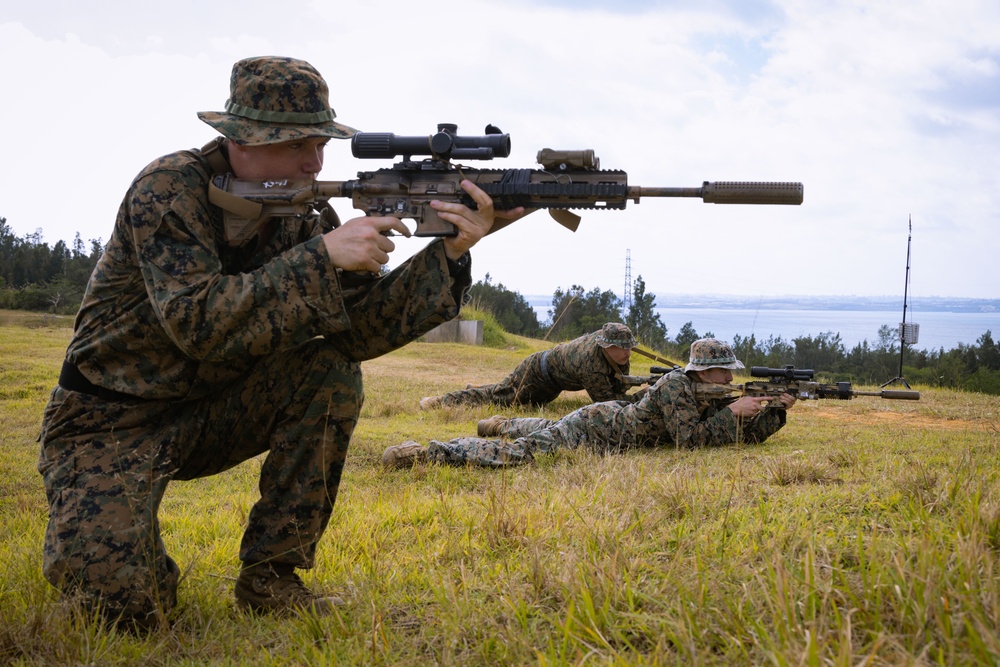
[650,308,999,352]
[531,306,1000,352]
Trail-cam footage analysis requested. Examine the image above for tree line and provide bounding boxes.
[468,272,1000,395]
[0,218,103,313]
[2,219,998,394]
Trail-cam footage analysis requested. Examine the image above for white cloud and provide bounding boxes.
[1,0,998,299]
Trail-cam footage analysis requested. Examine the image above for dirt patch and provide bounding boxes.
[810,408,993,431]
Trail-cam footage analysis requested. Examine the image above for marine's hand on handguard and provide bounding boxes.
[436,180,522,260]
[774,393,797,410]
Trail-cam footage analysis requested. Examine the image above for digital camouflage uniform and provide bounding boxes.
[425,368,787,467]
[434,322,641,407]
[37,57,471,623]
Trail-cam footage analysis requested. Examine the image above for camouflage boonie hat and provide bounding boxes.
[685,337,745,372]
[197,56,357,146]
[596,323,637,349]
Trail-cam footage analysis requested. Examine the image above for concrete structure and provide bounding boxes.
[421,319,484,345]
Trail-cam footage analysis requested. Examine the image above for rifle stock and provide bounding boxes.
[209,124,805,246]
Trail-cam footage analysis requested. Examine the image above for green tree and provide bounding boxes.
[0,217,19,286]
[791,332,846,372]
[467,273,540,337]
[626,275,668,350]
[977,331,1000,371]
[732,333,793,368]
[674,321,701,354]
[548,284,623,341]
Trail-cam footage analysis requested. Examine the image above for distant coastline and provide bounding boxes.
[524,294,1000,314]
[523,295,1000,351]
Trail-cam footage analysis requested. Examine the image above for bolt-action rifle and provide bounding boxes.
[209,123,805,246]
[624,364,921,404]
[699,365,921,407]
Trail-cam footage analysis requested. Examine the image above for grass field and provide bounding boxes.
[1,309,999,665]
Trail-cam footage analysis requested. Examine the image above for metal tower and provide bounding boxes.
[622,249,632,320]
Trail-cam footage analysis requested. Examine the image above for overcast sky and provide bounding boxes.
[2,0,998,301]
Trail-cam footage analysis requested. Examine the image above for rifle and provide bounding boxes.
[209,123,805,246]
[695,365,921,407]
[621,365,676,387]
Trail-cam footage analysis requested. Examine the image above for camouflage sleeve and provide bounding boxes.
[583,351,631,403]
[738,408,787,443]
[624,386,649,403]
[327,240,471,361]
[651,374,740,448]
[583,371,625,402]
[133,167,352,361]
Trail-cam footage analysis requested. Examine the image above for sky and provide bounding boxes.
[1,0,998,301]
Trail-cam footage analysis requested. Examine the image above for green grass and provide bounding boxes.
[2,309,999,665]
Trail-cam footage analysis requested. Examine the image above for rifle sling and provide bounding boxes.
[631,346,681,367]
[199,138,265,222]
[200,137,230,175]
[207,181,264,221]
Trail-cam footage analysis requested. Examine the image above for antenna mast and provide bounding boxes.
[883,217,918,388]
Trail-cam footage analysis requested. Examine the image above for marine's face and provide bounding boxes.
[229,137,330,180]
[604,345,632,365]
[696,367,734,384]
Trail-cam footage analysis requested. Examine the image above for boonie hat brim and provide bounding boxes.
[684,359,745,372]
[197,111,357,146]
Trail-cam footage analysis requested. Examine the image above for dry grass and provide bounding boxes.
[2,310,1000,665]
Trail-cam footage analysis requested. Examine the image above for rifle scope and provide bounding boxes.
[351,123,511,161]
[750,365,814,381]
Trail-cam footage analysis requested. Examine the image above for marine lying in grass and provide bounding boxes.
[383,337,795,469]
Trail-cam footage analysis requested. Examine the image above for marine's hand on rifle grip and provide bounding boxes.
[727,395,773,418]
[322,215,411,273]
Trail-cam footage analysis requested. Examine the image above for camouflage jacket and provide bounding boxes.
[63,144,470,400]
[607,368,786,448]
[544,331,634,402]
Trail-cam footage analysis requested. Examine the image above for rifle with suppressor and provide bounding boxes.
[623,364,921,404]
[697,365,921,407]
[209,123,805,246]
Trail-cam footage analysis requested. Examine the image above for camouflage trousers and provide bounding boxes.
[437,350,561,407]
[37,337,362,621]
[427,402,635,467]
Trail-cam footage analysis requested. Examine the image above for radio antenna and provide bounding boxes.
[882,217,918,388]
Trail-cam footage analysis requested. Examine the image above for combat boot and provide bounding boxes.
[477,415,510,437]
[382,440,428,468]
[235,562,343,615]
[419,396,442,410]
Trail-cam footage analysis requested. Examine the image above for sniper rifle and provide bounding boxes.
[209,123,805,246]
[624,364,921,405]
[698,365,921,407]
